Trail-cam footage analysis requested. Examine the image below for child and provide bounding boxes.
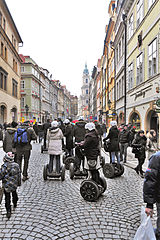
[0,152,21,219]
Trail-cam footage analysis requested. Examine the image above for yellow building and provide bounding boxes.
[124,0,160,136]
[0,0,23,124]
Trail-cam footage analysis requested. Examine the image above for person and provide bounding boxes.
[119,124,130,163]
[74,116,86,172]
[64,119,74,156]
[146,129,158,160]
[94,120,103,146]
[3,121,18,153]
[47,121,63,173]
[33,122,38,143]
[128,126,136,146]
[37,122,44,143]
[0,152,21,218]
[132,130,147,177]
[143,151,160,240]
[102,122,107,138]
[0,123,3,141]
[103,121,120,164]
[43,119,51,149]
[13,123,37,181]
[76,122,100,183]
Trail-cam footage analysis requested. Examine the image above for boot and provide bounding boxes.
[134,167,139,174]
[6,210,11,219]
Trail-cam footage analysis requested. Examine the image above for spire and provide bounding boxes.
[83,63,89,75]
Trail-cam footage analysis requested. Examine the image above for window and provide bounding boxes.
[116,47,118,64]
[137,0,143,27]
[137,53,143,85]
[119,79,122,98]
[21,80,25,89]
[12,79,18,97]
[21,66,25,72]
[129,14,134,39]
[86,89,88,94]
[1,42,4,56]
[148,38,157,77]
[119,41,121,59]
[122,76,124,96]
[128,63,133,90]
[122,35,125,54]
[4,75,7,90]
[148,0,156,9]
[0,67,8,91]
[13,59,17,72]
[86,79,88,83]
[116,82,119,100]
[3,18,5,31]
[14,39,16,48]
[21,97,25,108]
[4,47,7,61]
[0,73,3,89]
[12,35,14,44]
[0,12,2,26]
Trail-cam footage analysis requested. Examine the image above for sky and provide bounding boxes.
[6,0,109,97]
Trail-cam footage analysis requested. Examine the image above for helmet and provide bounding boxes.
[3,152,14,162]
[110,121,117,127]
[85,122,95,131]
[64,119,70,125]
[78,116,84,121]
[51,121,59,128]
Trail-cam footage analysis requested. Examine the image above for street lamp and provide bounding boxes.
[25,104,29,120]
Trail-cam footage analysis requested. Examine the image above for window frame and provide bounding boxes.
[148,0,156,9]
[136,53,143,85]
[128,63,133,90]
[128,14,134,39]
[148,38,157,78]
[137,0,143,27]
[12,79,18,98]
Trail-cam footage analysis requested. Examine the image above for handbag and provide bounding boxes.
[134,206,156,240]
[132,147,138,154]
[0,187,4,204]
[104,140,111,152]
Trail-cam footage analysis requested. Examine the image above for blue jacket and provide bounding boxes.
[143,151,160,208]
[0,160,21,192]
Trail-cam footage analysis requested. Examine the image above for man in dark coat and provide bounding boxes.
[64,119,74,156]
[119,124,130,163]
[43,119,51,149]
[3,121,18,153]
[103,121,120,164]
[13,123,37,181]
[143,151,160,240]
[74,117,86,143]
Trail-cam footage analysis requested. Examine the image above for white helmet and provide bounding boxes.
[85,122,95,131]
[51,121,59,128]
[78,116,84,121]
[64,119,70,124]
[110,121,117,127]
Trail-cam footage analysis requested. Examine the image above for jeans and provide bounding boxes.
[4,189,18,212]
[75,146,84,170]
[156,202,160,239]
[16,150,31,177]
[120,143,128,162]
[49,155,60,173]
[136,158,145,174]
[111,152,120,164]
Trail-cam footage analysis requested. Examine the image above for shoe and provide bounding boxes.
[123,160,126,163]
[140,173,144,178]
[134,167,139,174]
[6,211,11,219]
[22,176,29,181]
[13,202,17,208]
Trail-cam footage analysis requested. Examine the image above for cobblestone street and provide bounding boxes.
[0,143,156,239]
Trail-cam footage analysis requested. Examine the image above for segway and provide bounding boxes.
[80,156,107,202]
[103,162,124,178]
[43,156,66,181]
[41,145,48,153]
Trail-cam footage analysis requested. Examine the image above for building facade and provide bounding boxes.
[0,0,23,124]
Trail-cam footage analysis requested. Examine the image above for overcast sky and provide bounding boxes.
[6,0,109,97]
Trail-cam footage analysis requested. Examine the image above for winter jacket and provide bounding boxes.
[119,129,130,144]
[64,124,74,150]
[104,126,120,152]
[13,127,37,151]
[47,127,63,155]
[143,151,160,208]
[3,128,17,153]
[80,130,100,160]
[0,160,21,192]
[146,137,158,160]
[74,121,86,143]
[33,124,39,135]
[0,129,3,141]
[132,134,147,159]
[95,123,103,136]
[43,122,51,135]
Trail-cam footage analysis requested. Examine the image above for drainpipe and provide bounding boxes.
[123,14,127,124]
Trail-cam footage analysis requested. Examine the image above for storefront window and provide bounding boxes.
[130,112,141,130]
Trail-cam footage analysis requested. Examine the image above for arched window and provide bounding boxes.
[130,112,141,130]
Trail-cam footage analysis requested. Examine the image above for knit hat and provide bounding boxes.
[3,152,14,162]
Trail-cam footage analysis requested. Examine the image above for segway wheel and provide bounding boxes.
[69,163,74,180]
[114,164,124,177]
[43,165,48,180]
[61,165,65,181]
[64,156,75,170]
[41,145,43,153]
[80,180,99,202]
[99,177,107,193]
[103,163,115,178]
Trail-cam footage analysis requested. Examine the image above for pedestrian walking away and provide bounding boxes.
[13,123,37,181]
[64,119,74,156]
[119,124,130,163]
[3,121,18,154]
[0,152,21,219]
[143,151,160,240]
[43,119,51,149]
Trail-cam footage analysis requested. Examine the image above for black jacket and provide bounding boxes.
[64,124,73,150]
[119,129,130,144]
[104,126,120,152]
[81,130,100,160]
[132,134,147,159]
[43,122,51,134]
[74,121,86,143]
[143,151,160,208]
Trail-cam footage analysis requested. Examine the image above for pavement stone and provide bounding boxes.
[0,143,157,239]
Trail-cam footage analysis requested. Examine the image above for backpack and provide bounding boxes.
[14,128,28,145]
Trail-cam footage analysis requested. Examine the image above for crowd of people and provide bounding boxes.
[0,118,159,239]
